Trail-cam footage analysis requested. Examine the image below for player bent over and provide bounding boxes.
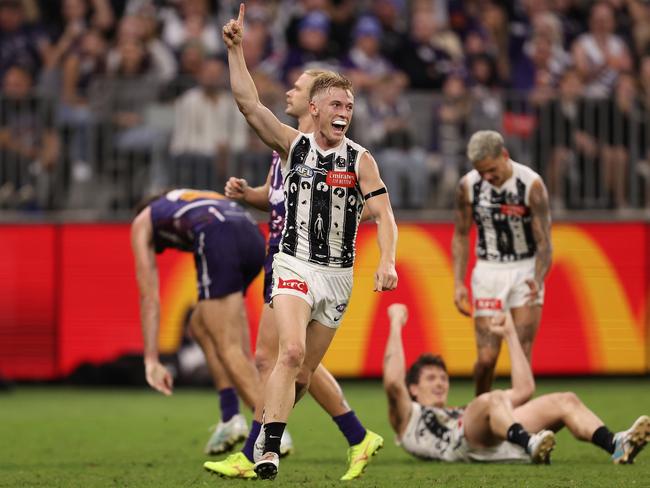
[204,68,382,481]
[131,189,264,454]
[383,304,649,465]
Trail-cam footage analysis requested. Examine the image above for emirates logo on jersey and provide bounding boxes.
[278,278,309,294]
[500,204,527,217]
[474,298,503,310]
[326,171,357,188]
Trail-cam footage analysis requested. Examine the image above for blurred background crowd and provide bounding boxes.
[1,0,650,216]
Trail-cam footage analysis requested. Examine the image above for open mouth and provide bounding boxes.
[332,119,347,134]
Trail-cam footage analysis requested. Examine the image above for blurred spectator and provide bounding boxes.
[58,28,107,180]
[430,73,471,207]
[326,0,357,58]
[601,72,642,209]
[342,15,394,94]
[282,0,330,51]
[42,0,114,72]
[160,0,221,57]
[536,69,598,209]
[625,0,650,57]
[354,73,430,208]
[571,2,632,98]
[241,5,279,77]
[282,10,340,82]
[92,38,167,199]
[396,7,457,90]
[0,65,60,208]
[169,58,248,190]
[371,0,409,66]
[161,39,204,100]
[0,0,48,79]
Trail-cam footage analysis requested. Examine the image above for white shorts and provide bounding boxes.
[471,258,544,317]
[270,252,353,329]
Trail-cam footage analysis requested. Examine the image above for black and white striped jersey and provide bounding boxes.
[464,161,540,262]
[280,132,366,268]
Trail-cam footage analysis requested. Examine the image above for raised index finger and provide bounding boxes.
[237,3,245,25]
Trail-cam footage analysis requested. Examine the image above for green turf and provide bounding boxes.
[1,378,649,487]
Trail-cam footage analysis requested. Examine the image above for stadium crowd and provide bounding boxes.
[1,0,650,212]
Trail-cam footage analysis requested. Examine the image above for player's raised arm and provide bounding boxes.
[223,4,297,160]
[451,177,472,316]
[488,313,535,406]
[358,151,397,292]
[130,208,173,396]
[528,178,552,303]
[383,304,413,436]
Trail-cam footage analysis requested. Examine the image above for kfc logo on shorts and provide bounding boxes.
[278,278,309,294]
[326,171,357,188]
[474,298,503,310]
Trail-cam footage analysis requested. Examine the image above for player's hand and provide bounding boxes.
[388,303,408,328]
[225,177,248,201]
[525,279,542,305]
[222,3,245,48]
[454,284,472,316]
[145,360,174,396]
[374,261,397,291]
[488,312,515,338]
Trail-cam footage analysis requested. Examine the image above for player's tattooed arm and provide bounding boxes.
[529,179,552,292]
[451,178,472,316]
[383,304,413,437]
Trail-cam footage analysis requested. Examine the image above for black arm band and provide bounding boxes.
[364,187,387,200]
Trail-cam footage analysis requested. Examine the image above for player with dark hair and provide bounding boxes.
[383,303,649,465]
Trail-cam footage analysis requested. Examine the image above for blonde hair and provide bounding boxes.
[467,130,504,163]
[309,72,353,101]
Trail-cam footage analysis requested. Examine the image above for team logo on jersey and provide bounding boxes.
[474,298,503,311]
[336,156,347,169]
[278,278,309,294]
[500,204,527,217]
[295,164,314,178]
[326,171,357,188]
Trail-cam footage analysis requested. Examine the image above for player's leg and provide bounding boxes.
[198,294,260,410]
[473,315,502,396]
[254,294,311,479]
[463,390,556,463]
[189,309,247,455]
[471,262,508,395]
[513,393,650,463]
[508,259,544,361]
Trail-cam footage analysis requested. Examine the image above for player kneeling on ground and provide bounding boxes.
[383,304,649,465]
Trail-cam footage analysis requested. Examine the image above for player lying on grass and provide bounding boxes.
[383,303,650,464]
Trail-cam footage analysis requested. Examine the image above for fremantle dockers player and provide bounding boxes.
[452,130,553,396]
[221,4,397,481]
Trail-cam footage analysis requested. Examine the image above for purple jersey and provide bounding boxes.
[149,189,264,300]
[150,189,254,253]
[267,151,285,251]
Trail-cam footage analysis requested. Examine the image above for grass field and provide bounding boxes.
[1,378,649,487]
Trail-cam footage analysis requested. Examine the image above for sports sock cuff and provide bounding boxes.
[218,387,239,422]
[263,422,286,456]
[591,425,615,454]
[506,422,531,450]
[241,420,262,462]
[333,410,367,446]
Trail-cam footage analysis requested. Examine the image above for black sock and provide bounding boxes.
[591,425,615,454]
[263,422,286,456]
[506,423,531,450]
